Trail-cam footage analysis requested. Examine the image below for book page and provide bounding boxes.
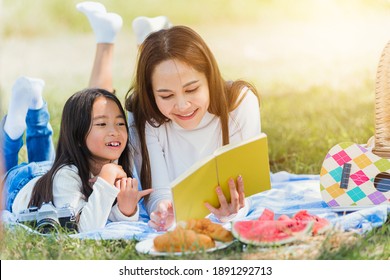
[215,133,271,202]
[171,156,219,222]
[171,133,271,222]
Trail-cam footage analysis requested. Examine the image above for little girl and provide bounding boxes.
[1,76,152,232]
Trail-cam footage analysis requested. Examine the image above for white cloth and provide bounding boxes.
[12,165,139,233]
[129,89,261,215]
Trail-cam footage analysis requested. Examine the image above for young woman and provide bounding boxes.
[77,2,261,230]
[1,76,152,233]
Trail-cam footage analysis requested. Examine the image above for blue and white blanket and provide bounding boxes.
[2,172,389,240]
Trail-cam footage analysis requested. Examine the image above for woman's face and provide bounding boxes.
[86,96,128,167]
[151,59,210,130]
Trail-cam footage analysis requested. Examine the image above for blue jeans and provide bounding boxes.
[1,103,55,211]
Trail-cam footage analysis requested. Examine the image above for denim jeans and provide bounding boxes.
[1,103,55,211]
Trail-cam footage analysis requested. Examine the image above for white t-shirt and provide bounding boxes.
[12,165,139,232]
[129,89,261,215]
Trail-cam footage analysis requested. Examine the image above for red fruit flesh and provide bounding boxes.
[232,219,312,245]
[292,210,330,235]
[258,208,275,221]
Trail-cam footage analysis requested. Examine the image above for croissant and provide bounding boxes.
[180,218,234,242]
[153,227,215,252]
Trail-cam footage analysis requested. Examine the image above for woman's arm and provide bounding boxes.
[204,89,260,222]
[229,89,261,142]
[144,125,172,214]
[144,125,175,230]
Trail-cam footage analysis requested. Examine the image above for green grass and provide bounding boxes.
[1,0,390,260]
[318,225,390,260]
[2,74,389,260]
[263,81,375,174]
[1,221,389,260]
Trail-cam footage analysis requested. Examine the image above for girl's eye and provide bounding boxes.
[117,122,126,126]
[95,123,106,126]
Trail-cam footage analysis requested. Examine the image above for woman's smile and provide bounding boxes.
[173,108,198,120]
[152,59,210,130]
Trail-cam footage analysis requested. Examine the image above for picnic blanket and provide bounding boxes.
[1,171,389,240]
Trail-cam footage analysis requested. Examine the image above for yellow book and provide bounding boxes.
[171,133,271,222]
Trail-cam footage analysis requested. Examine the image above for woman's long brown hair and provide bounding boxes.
[125,25,259,193]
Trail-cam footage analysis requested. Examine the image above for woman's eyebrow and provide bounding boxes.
[183,80,199,87]
[156,88,173,93]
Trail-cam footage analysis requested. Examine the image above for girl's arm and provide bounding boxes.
[52,165,119,232]
[52,165,142,233]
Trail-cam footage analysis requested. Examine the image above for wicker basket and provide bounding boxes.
[373,40,390,158]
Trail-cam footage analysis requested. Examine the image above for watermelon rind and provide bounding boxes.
[231,220,314,246]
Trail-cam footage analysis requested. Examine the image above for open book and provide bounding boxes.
[171,133,271,222]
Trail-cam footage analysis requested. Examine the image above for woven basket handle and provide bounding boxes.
[373,40,390,158]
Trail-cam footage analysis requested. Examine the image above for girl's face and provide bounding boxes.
[151,59,210,130]
[86,96,128,167]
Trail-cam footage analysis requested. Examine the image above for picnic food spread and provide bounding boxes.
[151,210,330,252]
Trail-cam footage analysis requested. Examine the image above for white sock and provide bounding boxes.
[4,76,45,140]
[76,2,123,43]
[132,16,172,45]
[76,1,106,14]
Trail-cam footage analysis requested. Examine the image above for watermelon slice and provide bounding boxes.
[258,208,275,221]
[292,210,330,235]
[231,209,331,246]
[231,219,313,246]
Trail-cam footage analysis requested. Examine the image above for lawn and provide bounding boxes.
[0,0,389,260]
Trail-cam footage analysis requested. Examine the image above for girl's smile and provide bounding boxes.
[105,141,121,147]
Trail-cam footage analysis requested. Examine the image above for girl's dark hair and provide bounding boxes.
[125,25,259,192]
[29,88,133,207]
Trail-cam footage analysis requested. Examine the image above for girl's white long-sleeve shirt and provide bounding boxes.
[129,89,261,216]
[12,165,139,233]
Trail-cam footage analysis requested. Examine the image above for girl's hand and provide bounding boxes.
[97,163,127,185]
[148,200,174,231]
[204,175,245,222]
[115,177,153,216]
